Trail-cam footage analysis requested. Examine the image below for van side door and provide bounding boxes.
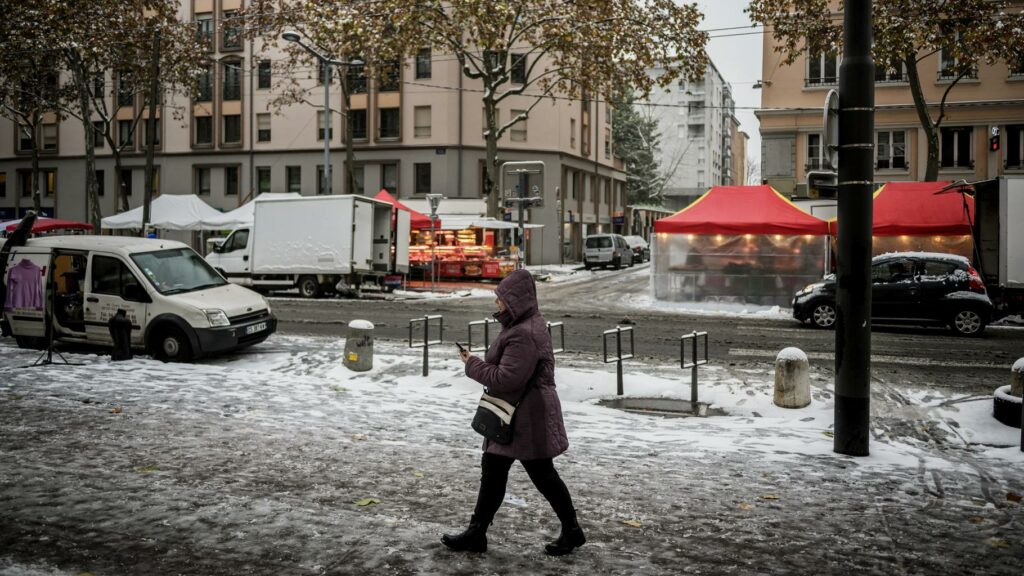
[214,228,252,285]
[84,254,150,346]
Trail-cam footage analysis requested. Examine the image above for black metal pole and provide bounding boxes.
[518,172,528,267]
[835,0,874,456]
[422,317,429,377]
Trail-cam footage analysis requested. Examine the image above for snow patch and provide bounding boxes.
[1012,357,1024,373]
[776,347,808,363]
[348,319,375,330]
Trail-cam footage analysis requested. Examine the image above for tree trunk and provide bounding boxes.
[904,55,939,181]
[72,59,102,231]
[31,139,41,214]
[142,29,161,237]
[342,79,356,194]
[483,97,499,218]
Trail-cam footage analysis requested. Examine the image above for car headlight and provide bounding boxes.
[204,309,231,327]
[797,282,824,296]
[262,297,272,315]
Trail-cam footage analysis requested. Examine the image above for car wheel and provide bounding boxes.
[153,326,193,362]
[298,276,322,298]
[811,302,837,329]
[950,308,986,336]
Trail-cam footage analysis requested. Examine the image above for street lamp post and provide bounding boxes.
[426,193,444,291]
[281,31,362,196]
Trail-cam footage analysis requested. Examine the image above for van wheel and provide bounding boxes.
[950,308,986,336]
[298,276,322,298]
[613,257,622,270]
[152,327,193,362]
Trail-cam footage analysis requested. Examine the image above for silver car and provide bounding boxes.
[583,234,634,270]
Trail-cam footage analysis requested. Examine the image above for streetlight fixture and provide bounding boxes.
[281,30,363,195]
[426,193,444,291]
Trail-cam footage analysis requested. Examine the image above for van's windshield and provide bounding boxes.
[132,248,227,295]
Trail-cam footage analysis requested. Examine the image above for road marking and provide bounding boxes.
[727,348,1008,370]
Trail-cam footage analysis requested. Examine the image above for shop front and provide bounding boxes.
[408,217,522,281]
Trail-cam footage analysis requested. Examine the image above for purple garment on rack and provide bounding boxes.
[4,259,44,311]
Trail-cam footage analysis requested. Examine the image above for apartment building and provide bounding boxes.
[642,60,746,211]
[0,0,624,265]
[757,28,1024,196]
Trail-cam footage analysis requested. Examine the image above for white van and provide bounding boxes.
[2,236,275,361]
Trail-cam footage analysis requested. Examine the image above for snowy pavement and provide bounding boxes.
[1,335,1022,575]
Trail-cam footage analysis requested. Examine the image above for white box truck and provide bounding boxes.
[974,176,1024,318]
[205,195,410,297]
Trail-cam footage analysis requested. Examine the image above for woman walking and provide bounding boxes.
[442,269,585,556]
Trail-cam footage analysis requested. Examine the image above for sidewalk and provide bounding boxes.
[0,335,1021,575]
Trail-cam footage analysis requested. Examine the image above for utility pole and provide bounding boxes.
[142,27,161,237]
[834,0,874,456]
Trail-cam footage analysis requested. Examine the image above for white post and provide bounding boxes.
[774,347,811,409]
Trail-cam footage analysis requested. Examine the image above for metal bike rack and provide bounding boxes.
[409,315,444,376]
[467,318,499,353]
[680,331,709,411]
[547,321,565,354]
[602,326,635,395]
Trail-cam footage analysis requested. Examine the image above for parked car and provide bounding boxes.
[623,235,651,263]
[792,252,993,336]
[583,234,634,270]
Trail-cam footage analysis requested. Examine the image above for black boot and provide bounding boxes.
[441,517,488,553]
[545,523,585,556]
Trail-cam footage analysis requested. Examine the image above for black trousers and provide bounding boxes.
[473,452,577,529]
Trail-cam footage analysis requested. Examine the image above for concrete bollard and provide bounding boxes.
[774,347,811,409]
[1012,358,1023,398]
[343,319,375,372]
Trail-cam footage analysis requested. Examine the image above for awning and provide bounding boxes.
[373,189,438,229]
[654,185,831,235]
[864,181,974,236]
[3,217,93,233]
[101,194,225,231]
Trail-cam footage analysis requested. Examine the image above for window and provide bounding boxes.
[872,258,915,284]
[317,165,333,195]
[119,169,133,197]
[197,65,213,102]
[19,172,31,197]
[143,119,161,148]
[256,167,271,194]
[414,163,431,194]
[222,10,241,49]
[570,118,576,149]
[806,133,828,170]
[484,50,507,72]
[416,48,432,79]
[223,229,249,252]
[511,53,527,84]
[317,111,333,141]
[940,127,972,168]
[117,71,134,107]
[257,113,271,142]
[876,130,906,169]
[258,60,272,89]
[17,124,33,152]
[351,165,365,194]
[223,114,241,144]
[194,116,213,145]
[118,120,134,147]
[195,167,211,195]
[41,124,57,151]
[510,109,527,142]
[604,128,611,159]
[91,256,143,299]
[1011,56,1024,77]
[95,170,103,196]
[381,163,397,194]
[93,74,104,99]
[93,121,106,148]
[378,60,400,92]
[196,13,213,48]
[807,51,839,86]
[0,172,5,197]
[875,58,907,83]
[347,62,367,93]
[350,109,367,140]
[939,35,977,80]
[1005,125,1023,169]
[414,106,431,138]
[225,166,239,196]
[286,166,301,193]
[379,108,399,139]
[222,61,241,100]
[42,170,55,198]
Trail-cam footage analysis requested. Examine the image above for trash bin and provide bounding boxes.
[343,319,374,371]
[108,309,133,361]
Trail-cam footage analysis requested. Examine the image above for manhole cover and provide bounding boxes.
[598,397,727,418]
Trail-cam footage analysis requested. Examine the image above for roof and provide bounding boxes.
[871,181,975,236]
[100,194,224,231]
[653,185,831,235]
[874,251,971,265]
[22,236,189,254]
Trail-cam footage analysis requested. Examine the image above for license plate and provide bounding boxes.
[246,322,267,335]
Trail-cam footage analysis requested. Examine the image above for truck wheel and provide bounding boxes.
[298,276,322,298]
[152,327,193,362]
[950,308,986,336]
[811,302,837,329]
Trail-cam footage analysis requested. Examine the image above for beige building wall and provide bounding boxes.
[756,12,1024,196]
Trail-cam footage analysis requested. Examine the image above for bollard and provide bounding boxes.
[602,326,634,395]
[994,358,1024,436]
[409,315,443,376]
[774,347,811,409]
[546,322,565,354]
[343,319,374,372]
[680,331,709,411]
[1012,358,1023,397]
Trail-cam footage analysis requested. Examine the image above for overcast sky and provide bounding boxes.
[695,0,765,176]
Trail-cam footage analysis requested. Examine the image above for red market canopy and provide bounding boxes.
[373,189,439,230]
[3,217,93,233]
[653,185,831,236]
[865,181,975,236]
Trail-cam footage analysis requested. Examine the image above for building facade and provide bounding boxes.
[0,0,625,265]
[757,24,1024,197]
[641,61,746,211]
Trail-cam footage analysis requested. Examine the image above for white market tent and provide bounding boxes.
[101,194,224,231]
[201,193,302,229]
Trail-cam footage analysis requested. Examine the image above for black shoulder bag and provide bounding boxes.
[471,361,542,445]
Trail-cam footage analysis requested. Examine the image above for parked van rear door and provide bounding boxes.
[84,253,150,346]
[3,248,50,338]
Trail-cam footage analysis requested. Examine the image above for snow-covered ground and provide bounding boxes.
[1,335,1021,575]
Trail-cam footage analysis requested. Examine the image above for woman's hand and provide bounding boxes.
[459,349,471,364]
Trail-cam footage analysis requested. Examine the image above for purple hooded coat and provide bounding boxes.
[465,269,569,460]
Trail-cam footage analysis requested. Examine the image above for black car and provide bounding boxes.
[792,252,994,336]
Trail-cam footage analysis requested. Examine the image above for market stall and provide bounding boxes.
[407,217,522,280]
[1,217,93,238]
[652,185,831,306]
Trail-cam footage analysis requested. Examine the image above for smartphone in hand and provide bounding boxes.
[455,342,467,353]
